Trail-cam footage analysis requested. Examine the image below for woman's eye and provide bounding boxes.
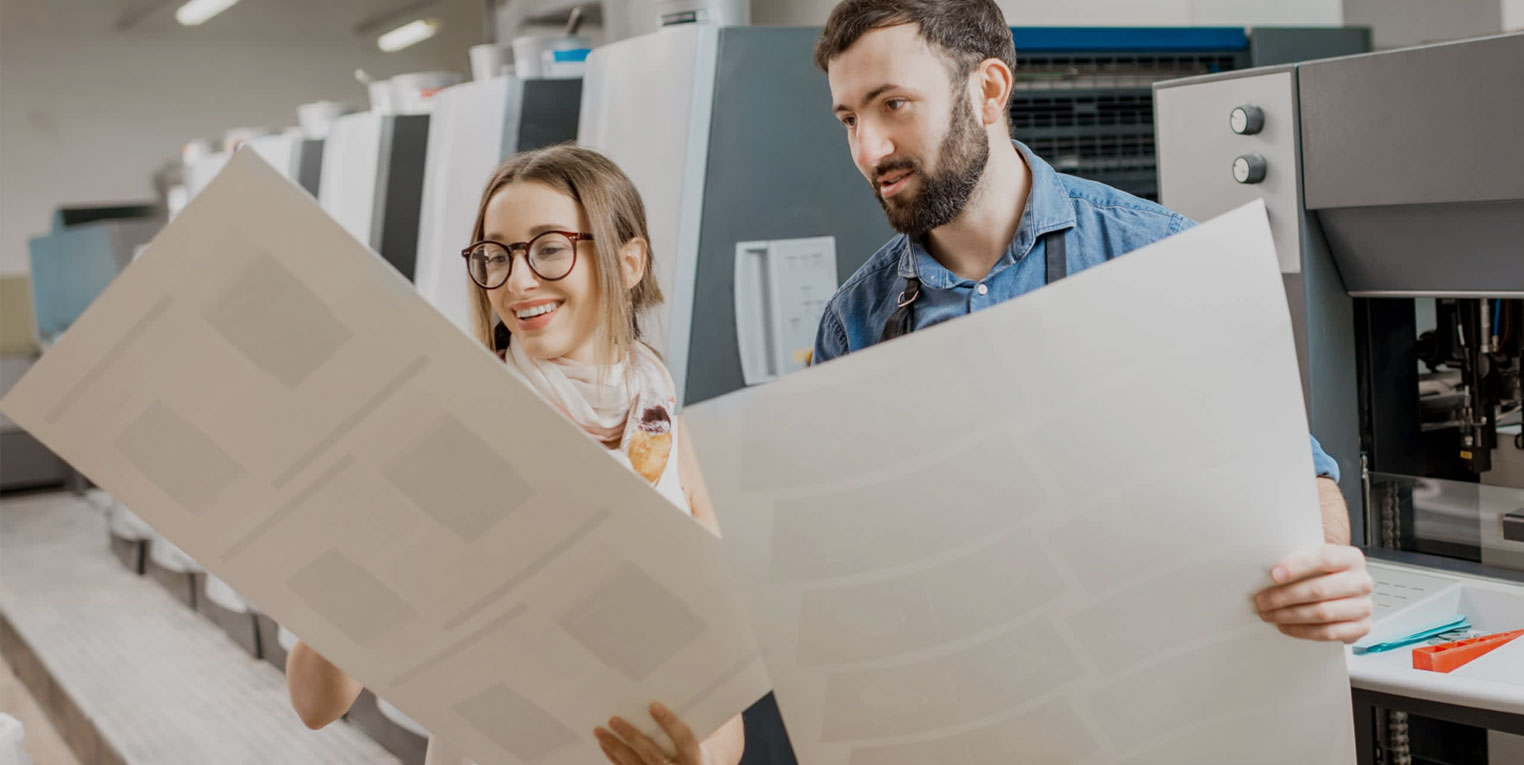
[886,99,906,112]
[841,115,856,129]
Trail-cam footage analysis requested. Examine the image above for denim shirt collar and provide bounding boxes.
[896,139,1078,287]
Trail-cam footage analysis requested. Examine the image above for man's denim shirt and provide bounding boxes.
[813,140,1340,481]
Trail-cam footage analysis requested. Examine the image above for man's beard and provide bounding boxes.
[872,97,990,236]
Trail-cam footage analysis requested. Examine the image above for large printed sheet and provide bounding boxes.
[0,150,769,765]
[684,201,1357,764]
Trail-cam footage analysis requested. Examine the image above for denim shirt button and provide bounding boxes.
[976,283,989,296]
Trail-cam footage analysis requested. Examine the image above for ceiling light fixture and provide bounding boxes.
[175,0,242,26]
[377,18,440,52]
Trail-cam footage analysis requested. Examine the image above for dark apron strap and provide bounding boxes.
[1045,227,1067,284]
[878,229,1067,342]
[879,275,921,343]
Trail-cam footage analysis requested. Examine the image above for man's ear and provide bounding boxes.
[618,237,649,290]
[974,57,1014,127]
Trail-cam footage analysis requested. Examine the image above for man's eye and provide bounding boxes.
[886,99,906,112]
[841,115,856,129]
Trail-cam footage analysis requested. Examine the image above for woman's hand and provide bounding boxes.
[595,703,707,765]
[286,639,364,729]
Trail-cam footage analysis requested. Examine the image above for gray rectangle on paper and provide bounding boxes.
[770,432,1045,583]
[558,561,706,681]
[1064,555,1261,676]
[204,245,350,388]
[795,532,1064,666]
[847,699,1096,765]
[454,683,579,762]
[47,296,173,423]
[114,400,243,513]
[288,549,415,646]
[821,620,1081,742]
[1085,636,1316,748]
[382,414,533,541]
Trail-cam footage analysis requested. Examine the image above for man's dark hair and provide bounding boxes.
[813,0,1017,85]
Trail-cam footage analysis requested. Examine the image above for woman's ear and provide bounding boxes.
[618,237,649,290]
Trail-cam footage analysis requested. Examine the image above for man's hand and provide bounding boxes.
[596,703,707,765]
[1255,543,1374,643]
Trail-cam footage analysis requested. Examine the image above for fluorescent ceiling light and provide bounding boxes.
[378,18,440,52]
[175,0,241,26]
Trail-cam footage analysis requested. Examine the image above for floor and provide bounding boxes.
[0,490,398,764]
[1,647,76,765]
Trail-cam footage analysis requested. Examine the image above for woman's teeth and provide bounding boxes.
[516,302,559,319]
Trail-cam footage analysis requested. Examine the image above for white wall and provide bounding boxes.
[0,0,486,276]
[1343,0,1501,48]
[752,0,1342,27]
[1502,0,1524,29]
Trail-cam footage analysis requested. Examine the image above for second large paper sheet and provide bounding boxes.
[0,151,769,765]
[685,201,1355,764]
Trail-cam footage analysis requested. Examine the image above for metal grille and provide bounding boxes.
[1010,52,1243,201]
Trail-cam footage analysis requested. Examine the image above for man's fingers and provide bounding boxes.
[1260,595,1372,625]
[610,716,672,764]
[1277,617,1372,644]
[1256,569,1373,612]
[651,703,700,757]
[1271,543,1366,584]
[595,728,644,765]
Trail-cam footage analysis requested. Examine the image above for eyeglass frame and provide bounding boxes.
[460,230,595,289]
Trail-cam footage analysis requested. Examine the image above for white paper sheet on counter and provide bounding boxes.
[684,201,1356,764]
[0,149,769,765]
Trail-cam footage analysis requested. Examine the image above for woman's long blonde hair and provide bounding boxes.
[467,144,663,367]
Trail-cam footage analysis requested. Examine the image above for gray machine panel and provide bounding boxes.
[1155,66,1362,513]
[295,138,324,197]
[684,27,894,406]
[516,78,583,152]
[1297,34,1524,294]
[1298,33,1524,210]
[1154,68,1302,273]
[1320,199,1524,294]
[1248,26,1373,66]
[376,114,431,282]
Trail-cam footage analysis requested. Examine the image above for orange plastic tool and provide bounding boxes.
[1412,629,1524,673]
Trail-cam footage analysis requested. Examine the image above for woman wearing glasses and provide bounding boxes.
[286,145,745,765]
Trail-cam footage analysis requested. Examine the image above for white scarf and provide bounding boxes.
[502,340,679,486]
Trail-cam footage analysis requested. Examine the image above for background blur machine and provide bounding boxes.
[319,110,431,281]
[579,24,894,409]
[246,129,325,198]
[413,74,583,333]
[1154,33,1524,765]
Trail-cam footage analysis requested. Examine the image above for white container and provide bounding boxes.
[390,71,464,114]
[203,574,250,613]
[367,81,394,114]
[654,0,747,27]
[512,34,590,78]
[542,48,591,79]
[297,100,353,139]
[0,714,30,765]
[469,42,513,81]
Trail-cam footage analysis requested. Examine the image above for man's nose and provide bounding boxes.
[855,120,894,176]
